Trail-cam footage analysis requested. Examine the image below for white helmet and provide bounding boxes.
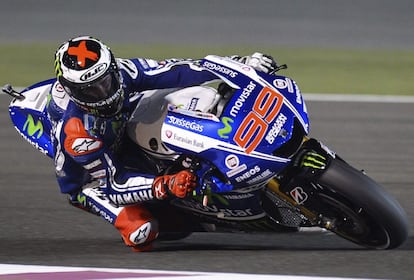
[54,36,124,117]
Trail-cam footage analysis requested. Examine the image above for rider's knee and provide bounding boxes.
[114,205,159,251]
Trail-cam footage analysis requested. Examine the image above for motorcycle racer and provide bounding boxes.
[48,35,278,251]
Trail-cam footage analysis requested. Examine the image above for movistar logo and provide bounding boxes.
[217,117,234,139]
[23,114,43,139]
[77,193,87,207]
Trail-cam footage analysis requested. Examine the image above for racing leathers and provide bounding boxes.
[47,57,218,251]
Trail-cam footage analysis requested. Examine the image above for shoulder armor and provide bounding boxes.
[63,117,103,156]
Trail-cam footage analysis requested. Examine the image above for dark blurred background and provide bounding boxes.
[1,0,413,49]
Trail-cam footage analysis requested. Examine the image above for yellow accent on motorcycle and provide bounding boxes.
[266,178,317,221]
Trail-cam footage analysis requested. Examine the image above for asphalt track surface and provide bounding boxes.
[0,94,413,280]
[1,1,414,279]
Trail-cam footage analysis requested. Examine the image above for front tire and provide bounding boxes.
[315,158,409,249]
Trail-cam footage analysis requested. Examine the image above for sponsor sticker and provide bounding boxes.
[290,186,309,204]
[225,154,247,178]
[202,61,238,78]
[80,63,108,81]
[166,115,203,132]
[225,154,239,169]
[72,138,102,153]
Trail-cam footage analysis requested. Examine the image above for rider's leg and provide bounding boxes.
[70,184,159,252]
[115,204,159,252]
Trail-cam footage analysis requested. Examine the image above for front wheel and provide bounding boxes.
[312,158,409,249]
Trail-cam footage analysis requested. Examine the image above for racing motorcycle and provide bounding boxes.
[3,55,409,249]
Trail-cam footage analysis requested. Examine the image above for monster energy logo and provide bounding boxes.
[301,152,326,169]
[54,54,63,77]
[217,117,234,139]
[23,114,43,139]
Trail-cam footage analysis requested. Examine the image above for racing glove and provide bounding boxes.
[233,52,278,74]
[152,170,197,200]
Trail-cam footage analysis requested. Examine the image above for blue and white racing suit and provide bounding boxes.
[47,57,217,250]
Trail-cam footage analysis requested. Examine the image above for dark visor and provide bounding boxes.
[62,71,120,104]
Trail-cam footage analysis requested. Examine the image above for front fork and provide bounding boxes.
[266,137,337,228]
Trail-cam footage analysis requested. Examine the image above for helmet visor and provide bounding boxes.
[63,71,120,104]
[60,70,124,117]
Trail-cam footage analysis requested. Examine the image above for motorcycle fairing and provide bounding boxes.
[8,79,55,157]
[161,55,310,190]
[171,187,267,222]
[200,55,309,136]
